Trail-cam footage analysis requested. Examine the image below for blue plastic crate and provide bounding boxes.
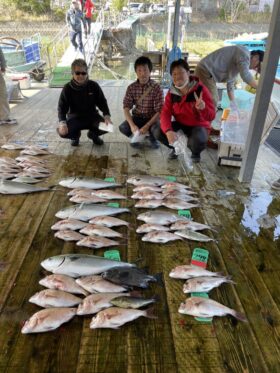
[24,43,40,63]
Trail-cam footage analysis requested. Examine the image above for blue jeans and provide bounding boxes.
[70,30,83,51]
[119,116,159,142]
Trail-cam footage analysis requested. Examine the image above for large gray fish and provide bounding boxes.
[39,274,88,295]
[29,289,82,308]
[41,253,135,278]
[0,180,49,194]
[178,297,247,322]
[169,265,222,280]
[102,267,162,289]
[137,211,190,225]
[127,175,168,186]
[76,275,128,293]
[142,231,182,243]
[183,276,235,293]
[90,307,156,329]
[77,292,131,315]
[59,177,121,190]
[21,307,76,334]
[55,204,129,221]
[175,229,214,242]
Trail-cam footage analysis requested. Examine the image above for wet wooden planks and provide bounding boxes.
[0,83,279,372]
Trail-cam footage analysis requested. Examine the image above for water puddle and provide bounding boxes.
[241,190,280,239]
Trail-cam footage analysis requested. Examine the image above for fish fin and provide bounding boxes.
[144,307,157,319]
[153,272,164,287]
[232,311,248,322]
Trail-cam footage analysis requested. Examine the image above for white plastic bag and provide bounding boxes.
[172,130,193,171]
[130,130,146,144]
[99,122,114,133]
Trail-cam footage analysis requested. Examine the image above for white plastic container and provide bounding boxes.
[7,73,31,89]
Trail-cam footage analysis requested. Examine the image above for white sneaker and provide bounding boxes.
[0,119,17,125]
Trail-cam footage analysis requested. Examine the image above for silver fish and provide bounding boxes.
[131,191,164,200]
[136,223,170,233]
[170,221,213,231]
[12,176,41,184]
[54,230,85,242]
[0,157,18,165]
[80,224,122,238]
[169,265,222,279]
[39,274,88,295]
[77,292,130,315]
[0,180,48,194]
[142,231,183,243]
[162,198,199,210]
[23,166,50,174]
[178,297,247,322]
[163,193,198,202]
[1,143,25,150]
[16,155,47,164]
[51,219,88,231]
[110,295,157,309]
[162,188,197,196]
[127,175,168,186]
[175,229,214,242]
[21,308,76,334]
[29,289,82,308]
[76,235,119,249]
[135,200,163,209]
[137,211,189,225]
[183,276,235,293]
[69,194,107,204]
[59,177,121,190]
[90,307,156,329]
[41,253,135,278]
[161,182,191,190]
[89,216,129,227]
[55,204,129,221]
[91,190,126,200]
[0,173,18,180]
[17,171,50,179]
[67,188,93,196]
[18,160,47,168]
[133,185,162,192]
[20,148,49,156]
[76,275,128,293]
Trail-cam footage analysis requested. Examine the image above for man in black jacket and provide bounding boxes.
[57,59,112,146]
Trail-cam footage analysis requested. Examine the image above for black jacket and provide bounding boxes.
[58,79,111,122]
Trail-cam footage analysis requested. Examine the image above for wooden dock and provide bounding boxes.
[0,81,280,373]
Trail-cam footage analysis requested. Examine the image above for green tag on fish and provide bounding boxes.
[191,247,212,324]
[178,209,192,219]
[104,177,115,183]
[165,176,177,182]
[107,202,120,208]
[104,250,121,261]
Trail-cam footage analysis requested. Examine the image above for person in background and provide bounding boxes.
[119,56,163,149]
[0,47,17,125]
[155,59,215,161]
[84,0,95,37]
[57,59,112,147]
[66,0,84,53]
[195,46,264,108]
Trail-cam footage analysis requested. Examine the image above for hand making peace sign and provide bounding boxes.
[194,91,206,111]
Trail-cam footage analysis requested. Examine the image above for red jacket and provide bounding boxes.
[160,76,215,133]
[85,0,94,18]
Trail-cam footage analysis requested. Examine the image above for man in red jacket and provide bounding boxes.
[155,59,216,161]
[84,0,94,37]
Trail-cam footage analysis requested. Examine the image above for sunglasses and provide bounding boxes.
[74,71,87,76]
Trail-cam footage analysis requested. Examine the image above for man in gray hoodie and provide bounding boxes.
[195,45,264,108]
[66,0,84,53]
[0,47,17,125]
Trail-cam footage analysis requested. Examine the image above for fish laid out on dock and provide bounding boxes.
[0,180,49,194]
[41,254,136,278]
[127,175,169,186]
[0,157,19,166]
[169,265,222,280]
[183,276,235,293]
[77,292,131,315]
[39,274,88,295]
[137,211,190,225]
[67,188,93,196]
[162,188,197,196]
[51,219,88,231]
[170,221,213,232]
[110,295,158,309]
[17,171,50,179]
[131,191,164,200]
[135,199,163,209]
[91,190,126,200]
[12,176,42,184]
[29,289,82,308]
[76,235,120,249]
[21,307,76,334]
[80,224,123,238]
[59,177,121,190]
[102,267,162,289]
[133,185,162,192]
[161,181,192,190]
[20,146,50,156]
[54,230,85,242]
[15,155,47,164]
[76,275,129,293]
[23,165,50,174]
[69,194,107,204]
[136,223,170,233]
[90,307,156,329]
[1,143,26,150]
[162,199,199,210]
[174,229,214,242]
[89,216,129,227]
[55,204,129,221]
[142,231,183,243]
[178,297,247,322]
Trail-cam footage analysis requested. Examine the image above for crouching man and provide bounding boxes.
[57,58,112,146]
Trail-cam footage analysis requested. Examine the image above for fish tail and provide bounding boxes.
[153,272,164,287]
[144,307,157,319]
[232,310,248,322]
[225,276,236,285]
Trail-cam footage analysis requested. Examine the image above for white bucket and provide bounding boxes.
[7,73,31,89]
